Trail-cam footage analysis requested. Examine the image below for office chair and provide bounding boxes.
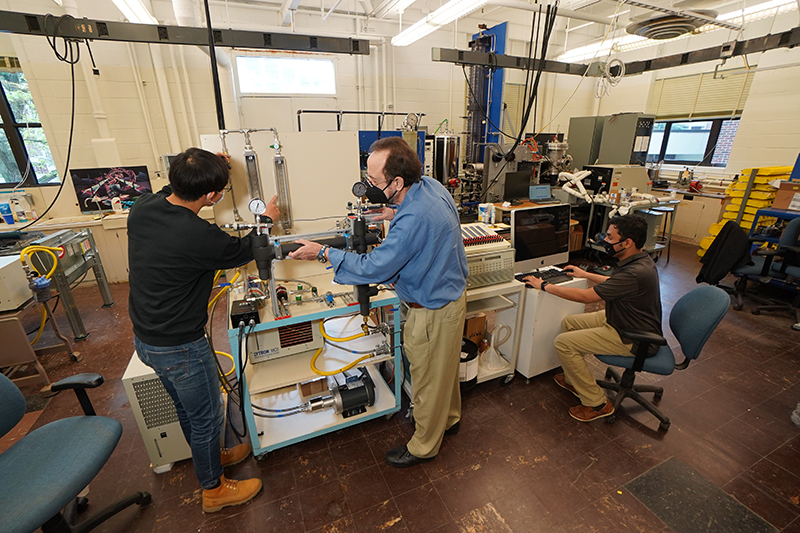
[595,286,730,431]
[0,372,151,533]
[750,217,800,330]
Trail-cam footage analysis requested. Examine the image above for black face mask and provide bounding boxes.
[365,179,397,205]
[602,239,623,257]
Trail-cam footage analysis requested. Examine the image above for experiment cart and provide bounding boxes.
[230,271,401,457]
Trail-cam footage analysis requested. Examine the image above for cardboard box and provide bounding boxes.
[772,182,800,211]
[569,225,584,252]
[464,313,486,346]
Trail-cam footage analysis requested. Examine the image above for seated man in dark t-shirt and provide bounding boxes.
[523,215,662,422]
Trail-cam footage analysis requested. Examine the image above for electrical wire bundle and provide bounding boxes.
[595,58,626,98]
[16,15,83,231]
[479,3,560,200]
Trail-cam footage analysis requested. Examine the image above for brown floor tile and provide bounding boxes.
[297,478,349,531]
[10,242,800,533]
[393,483,452,533]
[352,499,408,533]
[340,463,392,514]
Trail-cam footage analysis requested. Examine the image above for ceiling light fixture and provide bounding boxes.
[371,0,419,19]
[392,0,490,46]
[111,0,158,24]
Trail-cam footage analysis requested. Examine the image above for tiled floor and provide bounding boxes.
[6,240,800,533]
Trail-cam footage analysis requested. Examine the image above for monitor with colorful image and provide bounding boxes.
[70,166,152,214]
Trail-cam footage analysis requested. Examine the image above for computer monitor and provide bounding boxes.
[503,170,532,202]
[71,166,152,214]
[511,204,571,271]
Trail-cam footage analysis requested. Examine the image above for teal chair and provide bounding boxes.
[595,286,730,431]
[0,372,151,533]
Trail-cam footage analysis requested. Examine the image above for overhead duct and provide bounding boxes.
[621,0,741,35]
[626,9,718,39]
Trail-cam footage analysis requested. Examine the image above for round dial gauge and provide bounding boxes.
[405,113,419,128]
[248,198,266,215]
[352,181,368,197]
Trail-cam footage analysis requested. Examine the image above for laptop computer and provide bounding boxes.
[529,184,558,204]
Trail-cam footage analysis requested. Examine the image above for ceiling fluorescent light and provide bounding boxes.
[372,0,419,19]
[391,18,439,46]
[111,0,158,24]
[392,0,489,46]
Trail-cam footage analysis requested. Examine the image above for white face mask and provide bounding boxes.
[207,190,224,205]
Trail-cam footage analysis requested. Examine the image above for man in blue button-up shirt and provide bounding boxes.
[290,137,468,468]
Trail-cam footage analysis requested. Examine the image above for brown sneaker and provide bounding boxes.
[202,475,263,513]
[569,400,614,422]
[554,373,579,398]
[221,442,251,468]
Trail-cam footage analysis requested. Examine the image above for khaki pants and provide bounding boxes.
[404,291,466,459]
[554,310,633,407]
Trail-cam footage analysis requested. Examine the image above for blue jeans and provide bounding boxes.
[135,336,224,489]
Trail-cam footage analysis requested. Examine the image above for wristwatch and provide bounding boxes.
[317,245,329,263]
[539,281,549,292]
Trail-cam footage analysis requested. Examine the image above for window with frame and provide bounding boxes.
[646,117,740,167]
[236,55,336,96]
[0,56,58,186]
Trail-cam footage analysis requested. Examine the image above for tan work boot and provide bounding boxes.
[202,475,263,513]
[220,442,251,468]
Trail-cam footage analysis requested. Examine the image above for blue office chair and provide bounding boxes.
[595,286,730,431]
[751,217,800,330]
[0,372,151,533]
[732,217,800,311]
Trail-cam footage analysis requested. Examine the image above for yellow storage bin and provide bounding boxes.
[729,190,776,200]
[730,197,773,208]
[741,166,794,176]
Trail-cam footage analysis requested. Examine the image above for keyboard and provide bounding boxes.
[515,267,574,285]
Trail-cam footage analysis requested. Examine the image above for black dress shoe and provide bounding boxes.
[444,421,460,436]
[385,445,434,468]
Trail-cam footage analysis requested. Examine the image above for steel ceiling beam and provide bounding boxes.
[0,10,369,55]
[432,25,800,76]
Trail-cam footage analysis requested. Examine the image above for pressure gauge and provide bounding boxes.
[248,198,266,215]
[404,113,419,129]
[352,181,368,198]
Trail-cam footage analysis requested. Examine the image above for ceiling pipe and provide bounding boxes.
[172,0,232,68]
[489,0,611,24]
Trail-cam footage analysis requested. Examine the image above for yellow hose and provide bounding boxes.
[30,306,47,345]
[22,246,62,345]
[216,351,235,377]
[208,270,241,310]
[213,270,223,286]
[20,246,62,279]
[310,346,376,376]
[319,319,366,342]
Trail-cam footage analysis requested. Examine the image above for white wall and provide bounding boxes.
[2,0,799,221]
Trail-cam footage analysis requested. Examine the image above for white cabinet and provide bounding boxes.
[672,194,727,244]
[516,277,589,379]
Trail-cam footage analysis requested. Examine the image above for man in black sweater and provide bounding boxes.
[128,147,277,513]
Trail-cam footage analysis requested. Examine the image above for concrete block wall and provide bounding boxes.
[2,0,799,222]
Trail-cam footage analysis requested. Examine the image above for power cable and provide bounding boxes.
[18,15,81,230]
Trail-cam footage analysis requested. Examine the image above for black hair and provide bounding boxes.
[369,137,422,188]
[609,214,648,249]
[168,147,229,202]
